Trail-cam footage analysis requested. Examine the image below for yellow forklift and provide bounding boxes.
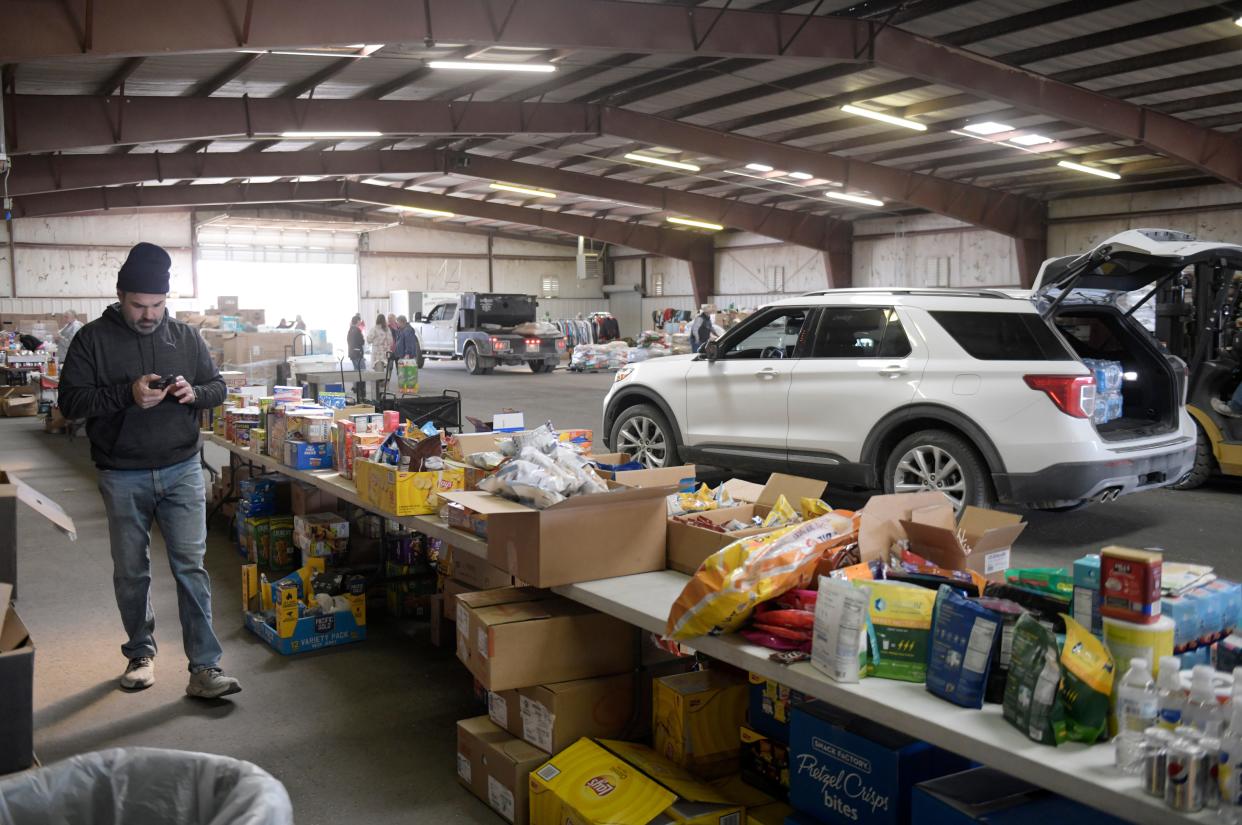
[1161,247,1242,489]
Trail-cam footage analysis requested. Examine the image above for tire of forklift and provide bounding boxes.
[464,344,485,376]
[1171,422,1216,490]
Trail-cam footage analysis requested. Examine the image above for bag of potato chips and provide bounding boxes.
[1056,614,1115,744]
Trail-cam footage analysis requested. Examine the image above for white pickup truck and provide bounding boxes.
[412,292,566,375]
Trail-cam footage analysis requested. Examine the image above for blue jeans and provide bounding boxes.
[96,456,222,672]
[1231,382,1242,414]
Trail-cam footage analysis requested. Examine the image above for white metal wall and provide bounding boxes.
[852,214,1020,288]
[1047,184,1242,255]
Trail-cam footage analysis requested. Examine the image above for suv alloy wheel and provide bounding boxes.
[611,404,678,468]
[884,430,994,510]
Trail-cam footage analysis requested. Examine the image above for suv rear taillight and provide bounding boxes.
[1024,374,1097,419]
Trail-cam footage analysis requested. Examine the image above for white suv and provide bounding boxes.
[602,233,1199,510]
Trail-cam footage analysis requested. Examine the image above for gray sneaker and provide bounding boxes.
[186,667,242,699]
[1212,398,1242,419]
[120,656,155,690]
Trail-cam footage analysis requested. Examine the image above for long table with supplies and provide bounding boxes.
[203,432,488,562]
[553,570,1210,825]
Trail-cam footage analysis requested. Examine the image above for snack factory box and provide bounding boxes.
[241,561,366,655]
[529,737,743,825]
[354,459,465,517]
[789,702,970,825]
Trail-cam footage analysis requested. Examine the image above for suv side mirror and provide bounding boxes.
[414,312,424,322]
[703,341,720,362]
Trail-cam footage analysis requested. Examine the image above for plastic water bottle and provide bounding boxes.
[1187,665,1220,733]
[1115,658,1158,774]
[1218,670,1242,823]
[1158,655,1185,730]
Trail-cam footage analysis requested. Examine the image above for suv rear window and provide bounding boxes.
[931,311,1073,361]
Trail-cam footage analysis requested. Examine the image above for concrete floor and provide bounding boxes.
[5,360,1241,821]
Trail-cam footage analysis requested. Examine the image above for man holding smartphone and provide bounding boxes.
[59,242,241,699]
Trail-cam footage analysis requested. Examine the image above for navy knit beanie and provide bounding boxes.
[117,242,171,294]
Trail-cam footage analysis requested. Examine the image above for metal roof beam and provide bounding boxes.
[9,181,716,265]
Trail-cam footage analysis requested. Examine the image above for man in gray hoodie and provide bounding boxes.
[59,242,241,700]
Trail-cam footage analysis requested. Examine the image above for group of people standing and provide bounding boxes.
[346,313,420,371]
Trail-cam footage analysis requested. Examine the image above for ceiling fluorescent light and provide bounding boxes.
[826,191,885,207]
[624,153,701,172]
[667,216,723,231]
[489,182,557,198]
[1009,133,1053,146]
[280,131,383,139]
[428,60,556,73]
[745,162,775,172]
[840,104,927,131]
[787,171,814,180]
[397,205,454,218]
[1057,160,1121,180]
[963,121,1013,135]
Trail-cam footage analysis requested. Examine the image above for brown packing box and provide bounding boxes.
[290,481,339,515]
[455,587,635,691]
[666,473,827,575]
[590,451,698,489]
[855,490,953,565]
[237,309,265,327]
[443,577,478,621]
[217,295,240,314]
[1,395,38,417]
[221,331,304,366]
[900,504,1026,582]
[456,716,547,825]
[440,485,671,589]
[0,471,77,599]
[489,672,636,754]
[0,583,34,774]
[447,547,515,591]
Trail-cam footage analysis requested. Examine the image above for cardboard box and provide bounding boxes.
[856,491,949,565]
[455,587,635,691]
[291,481,338,515]
[354,460,465,517]
[217,295,240,313]
[286,411,334,444]
[789,702,970,825]
[439,485,671,588]
[529,738,743,825]
[241,561,366,655]
[0,470,78,597]
[443,576,478,621]
[221,331,304,366]
[911,767,1130,825]
[1,395,38,417]
[666,474,827,575]
[653,669,749,779]
[747,673,808,745]
[748,802,794,825]
[489,673,636,754]
[446,547,515,591]
[457,716,548,825]
[443,496,493,539]
[0,583,34,774]
[899,504,1026,583]
[238,308,266,327]
[590,452,698,489]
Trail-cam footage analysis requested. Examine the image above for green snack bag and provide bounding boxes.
[1056,614,1116,744]
[859,580,936,682]
[1003,614,1063,745]
[1004,567,1074,598]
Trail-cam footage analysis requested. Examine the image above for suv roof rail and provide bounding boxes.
[798,287,1015,299]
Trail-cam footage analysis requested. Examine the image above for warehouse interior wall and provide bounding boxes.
[5,183,1242,334]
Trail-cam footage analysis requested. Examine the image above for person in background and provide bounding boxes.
[293,315,306,330]
[56,310,83,360]
[58,242,241,700]
[275,318,291,329]
[690,306,714,353]
[368,313,392,369]
[386,313,397,330]
[391,315,420,362]
[347,314,365,371]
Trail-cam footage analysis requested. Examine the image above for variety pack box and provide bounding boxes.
[488,672,635,754]
[748,673,808,744]
[354,459,465,517]
[241,560,366,655]
[654,669,750,779]
[455,587,635,691]
[529,738,743,825]
[666,474,826,575]
[788,702,970,825]
[440,485,671,588]
[0,583,33,774]
[911,767,1131,825]
[457,716,548,825]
